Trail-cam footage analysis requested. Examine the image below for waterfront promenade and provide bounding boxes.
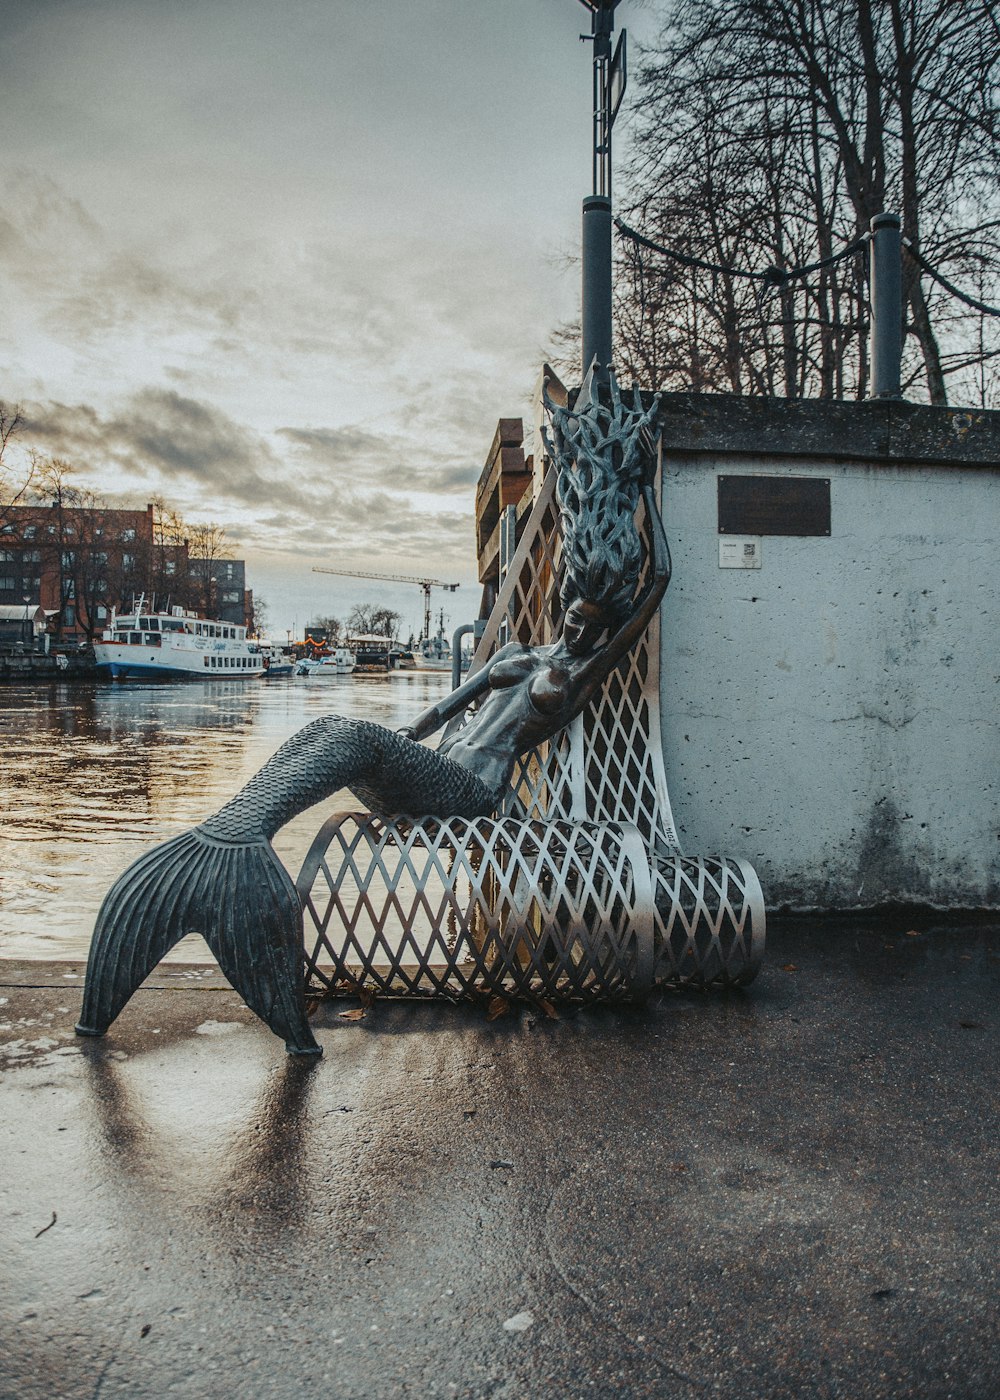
[2,919,997,1399]
[3,680,997,1397]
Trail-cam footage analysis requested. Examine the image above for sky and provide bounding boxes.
[0,0,658,640]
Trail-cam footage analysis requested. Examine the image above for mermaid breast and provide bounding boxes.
[527,664,571,715]
[488,649,537,688]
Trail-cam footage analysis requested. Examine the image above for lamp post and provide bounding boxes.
[22,595,31,650]
[578,0,626,385]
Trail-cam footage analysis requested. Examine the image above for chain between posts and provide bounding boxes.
[615,216,1000,319]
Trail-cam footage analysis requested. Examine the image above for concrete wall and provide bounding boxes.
[654,395,999,911]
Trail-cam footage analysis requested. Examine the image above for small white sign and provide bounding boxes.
[719,535,762,569]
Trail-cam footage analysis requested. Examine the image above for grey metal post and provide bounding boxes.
[579,0,622,386]
[451,623,476,690]
[869,212,902,399]
[582,195,613,384]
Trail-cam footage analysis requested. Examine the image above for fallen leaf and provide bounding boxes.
[502,1310,534,1333]
[536,998,560,1021]
[781,963,799,972]
[904,930,922,938]
[338,1008,366,1022]
[140,1324,151,1338]
[490,1159,514,1170]
[486,995,511,1022]
[959,1021,983,1030]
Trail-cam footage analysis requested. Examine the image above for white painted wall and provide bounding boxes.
[658,457,999,910]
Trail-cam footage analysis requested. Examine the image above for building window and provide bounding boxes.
[121,528,136,543]
[0,577,15,590]
[63,606,75,627]
[23,526,36,541]
[62,552,75,569]
[0,550,13,561]
[96,605,107,621]
[122,553,134,569]
[165,561,176,576]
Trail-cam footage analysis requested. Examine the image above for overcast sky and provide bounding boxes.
[0,0,655,638]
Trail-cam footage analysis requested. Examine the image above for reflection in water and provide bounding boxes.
[213,1058,318,1232]
[1,673,452,959]
[83,1045,318,1233]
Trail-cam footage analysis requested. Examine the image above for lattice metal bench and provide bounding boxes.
[296,457,765,1004]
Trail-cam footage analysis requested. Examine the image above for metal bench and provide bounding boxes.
[296,463,765,1007]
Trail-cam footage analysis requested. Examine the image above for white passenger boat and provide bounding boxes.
[94,598,265,680]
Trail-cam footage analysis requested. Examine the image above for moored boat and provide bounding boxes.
[260,645,295,677]
[348,634,397,672]
[298,647,356,677]
[94,597,264,680]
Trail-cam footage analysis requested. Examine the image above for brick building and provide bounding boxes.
[0,502,252,643]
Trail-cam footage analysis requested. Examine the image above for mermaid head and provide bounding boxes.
[544,370,661,638]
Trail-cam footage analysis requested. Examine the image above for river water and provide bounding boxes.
[0,671,453,962]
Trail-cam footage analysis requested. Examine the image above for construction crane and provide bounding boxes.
[312,567,458,642]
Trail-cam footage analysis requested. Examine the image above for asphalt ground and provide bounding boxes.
[1,920,997,1400]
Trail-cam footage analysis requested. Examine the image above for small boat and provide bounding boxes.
[299,647,356,677]
[260,645,295,677]
[94,596,265,681]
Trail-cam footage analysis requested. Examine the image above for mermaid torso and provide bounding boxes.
[436,644,575,790]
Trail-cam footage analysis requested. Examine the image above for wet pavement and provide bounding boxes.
[1,921,998,1399]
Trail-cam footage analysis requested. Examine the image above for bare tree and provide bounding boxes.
[32,456,138,642]
[0,403,34,532]
[347,603,400,638]
[618,0,1000,405]
[308,614,344,646]
[248,594,269,639]
[186,522,231,620]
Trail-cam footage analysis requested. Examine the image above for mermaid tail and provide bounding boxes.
[77,716,498,1056]
[76,827,321,1057]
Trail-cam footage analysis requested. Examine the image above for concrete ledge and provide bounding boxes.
[646,391,1000,469]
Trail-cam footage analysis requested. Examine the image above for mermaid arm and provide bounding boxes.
[400,645,517,742]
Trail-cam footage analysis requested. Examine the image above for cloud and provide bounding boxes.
[277,423,479,494]
[20,389,299,511]
[14,387,478,577]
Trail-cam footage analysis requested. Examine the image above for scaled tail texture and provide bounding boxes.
[76,828,321,1057]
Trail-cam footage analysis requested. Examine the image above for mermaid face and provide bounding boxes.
[562,598,614,656]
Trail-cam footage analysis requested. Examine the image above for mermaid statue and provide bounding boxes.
[77,375,669,1056]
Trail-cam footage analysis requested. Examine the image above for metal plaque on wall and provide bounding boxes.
[718,475,831,537]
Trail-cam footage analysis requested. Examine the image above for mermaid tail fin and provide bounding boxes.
[76,829,321,1057]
